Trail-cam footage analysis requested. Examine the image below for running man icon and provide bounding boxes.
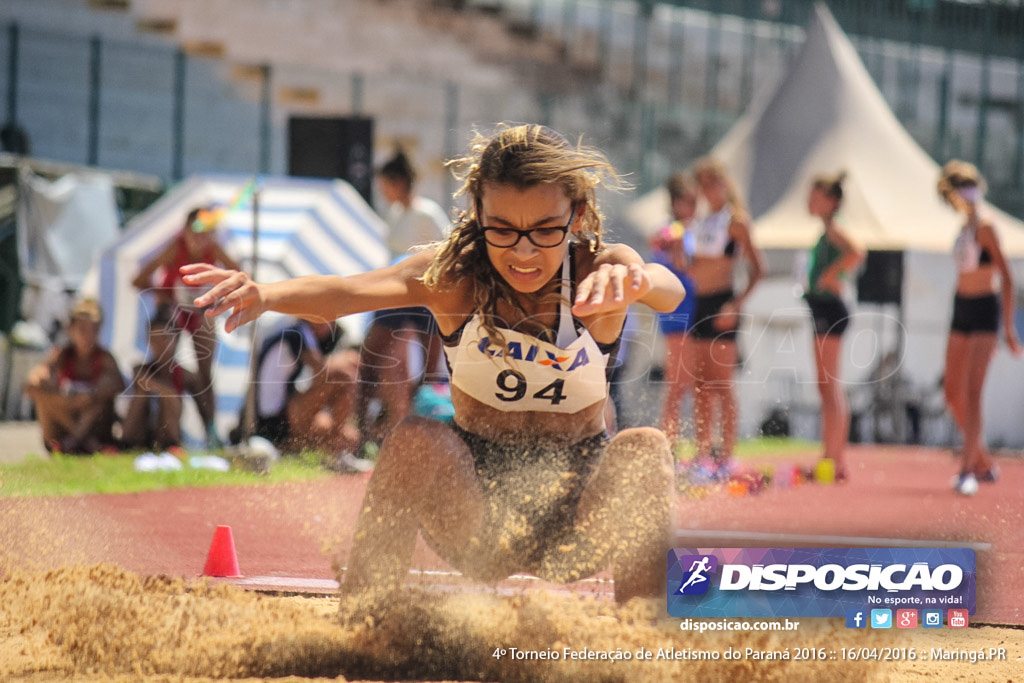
[677,555,717,595]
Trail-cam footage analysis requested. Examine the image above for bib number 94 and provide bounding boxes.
[495,369,567,405]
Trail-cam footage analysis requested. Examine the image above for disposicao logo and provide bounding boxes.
[675,555,718,596]
[667,548,976,619]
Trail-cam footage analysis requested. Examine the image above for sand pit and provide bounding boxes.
[1,563,1019,682]
[2,443,1022,681]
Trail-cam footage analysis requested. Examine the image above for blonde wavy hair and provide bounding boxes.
[423,123,623,346]
[692,156,747,214]
[937,159,986,214]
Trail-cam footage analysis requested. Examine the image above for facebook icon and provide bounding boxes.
[845,609,866,629]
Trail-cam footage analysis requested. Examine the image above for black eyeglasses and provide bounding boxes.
[480,204,577,248]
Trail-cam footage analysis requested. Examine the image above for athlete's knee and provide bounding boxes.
[607,427,672,478]
[389,413,435,435]
[614,426,669,453]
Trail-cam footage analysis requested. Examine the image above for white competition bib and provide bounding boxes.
[692,206,734,258]
[444,317,609,413]
[443,251,610,413]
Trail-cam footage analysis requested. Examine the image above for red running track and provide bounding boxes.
[1,445,1021,624]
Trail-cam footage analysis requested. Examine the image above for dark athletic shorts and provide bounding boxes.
[445,423,608,570]
[371,306,436,333]
[805,295,851,337]
[950,293,999,334]
[689,290,738,341]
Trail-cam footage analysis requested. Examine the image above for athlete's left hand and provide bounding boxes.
[573,262,649,316]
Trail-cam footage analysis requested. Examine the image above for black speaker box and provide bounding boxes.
[288,116,374,204]
[857,250,903,305]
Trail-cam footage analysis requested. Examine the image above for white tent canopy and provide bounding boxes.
[628,3,1024,256]
[724,3,1024,254]
[81,173,390,445]
[14,169,123,339]
[624,3,1024,447]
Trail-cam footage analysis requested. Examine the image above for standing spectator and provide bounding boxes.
[121,306,204,452]
[654,171,698,444]
[23,298,125,454]
[937,160,1022,495]
[132,206,241,448]
[685,157,765,474]
[357,149,449,451]
[254,318,371,472]
[802,172,864,482]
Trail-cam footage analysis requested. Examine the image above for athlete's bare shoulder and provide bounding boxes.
[409,249,475,329]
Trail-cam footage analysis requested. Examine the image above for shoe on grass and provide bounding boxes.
[328,451,374,474]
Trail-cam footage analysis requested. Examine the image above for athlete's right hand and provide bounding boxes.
[180,263,265,333]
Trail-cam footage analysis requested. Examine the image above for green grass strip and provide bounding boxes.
[733,437,819,459]
[1,437,819,498]
[0,450,331,498]
[671,436,819,461]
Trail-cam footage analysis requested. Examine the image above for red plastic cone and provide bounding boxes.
[203,525,242,577]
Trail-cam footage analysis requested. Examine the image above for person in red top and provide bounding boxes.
[121,305,206,452]
[23,298,126,454]
[132,206,241,448]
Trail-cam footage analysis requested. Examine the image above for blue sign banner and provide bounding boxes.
[667,548,976,618]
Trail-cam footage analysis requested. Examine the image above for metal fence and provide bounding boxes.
[2,0,1023,218]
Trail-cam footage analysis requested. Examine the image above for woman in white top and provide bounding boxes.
[937,160,1021,495]
[684,157,764,474]
[379,149,450,255]
[358,150,450,449]
[182,124,685,602]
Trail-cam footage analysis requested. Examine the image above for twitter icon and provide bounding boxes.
[870,609,892,629]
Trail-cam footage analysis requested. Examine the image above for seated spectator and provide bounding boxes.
[253,318,372,472]
[121,306,203,452]
[23,298,125,454]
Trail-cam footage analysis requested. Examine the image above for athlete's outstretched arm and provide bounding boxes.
[181,250,436,333]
